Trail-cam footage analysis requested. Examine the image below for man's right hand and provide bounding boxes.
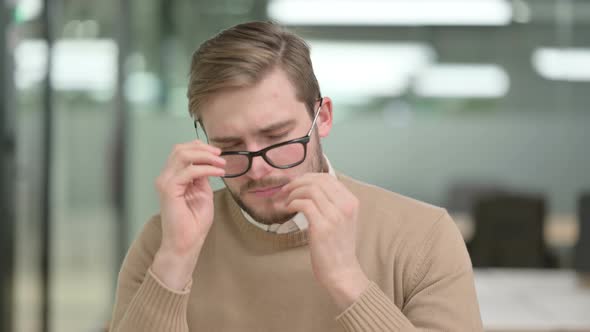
[151,140,226,290]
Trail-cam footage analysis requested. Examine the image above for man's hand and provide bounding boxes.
[280,173,370,310]
[151,140,226,291]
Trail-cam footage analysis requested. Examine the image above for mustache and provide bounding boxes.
[240,177,290,194]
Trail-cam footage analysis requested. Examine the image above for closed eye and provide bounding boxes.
[219,131,291,152]
[268,132,289,140]
[219,143,243,151]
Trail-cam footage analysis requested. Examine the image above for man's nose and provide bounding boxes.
[247,154,273,180]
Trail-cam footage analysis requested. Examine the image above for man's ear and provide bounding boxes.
[317,97,333,138]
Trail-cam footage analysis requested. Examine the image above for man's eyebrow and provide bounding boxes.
[258,119,295,134]
[209,119,295,144]
[208,135,242,144]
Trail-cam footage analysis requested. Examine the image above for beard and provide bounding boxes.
[224,138,326,225]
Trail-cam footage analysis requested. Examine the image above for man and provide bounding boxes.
[110,21,483,331]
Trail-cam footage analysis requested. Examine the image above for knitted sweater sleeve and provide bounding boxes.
[109,215,192,332]
[336,212,483,331]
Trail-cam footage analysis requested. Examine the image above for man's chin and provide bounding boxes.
[237,197,290,223]
[227,182,297,224]
[244,191,286,208]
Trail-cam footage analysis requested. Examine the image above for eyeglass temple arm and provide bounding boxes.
[307,97,323,137]
[193,119,200,139]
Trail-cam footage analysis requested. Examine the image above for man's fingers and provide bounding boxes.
[287,186,329,214]
[282,174,343,206]
[167,149,226,173]
[172,140,221,155]
[157,164,225,195]
[173,165,225,186]
[286,185,342,228]
[286,199,323,226]
[282,173,358,220]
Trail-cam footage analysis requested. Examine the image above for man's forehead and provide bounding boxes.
[205,110,297,139]
[207,117,298,144]
[201,68,299,115]
[201,98,306,135]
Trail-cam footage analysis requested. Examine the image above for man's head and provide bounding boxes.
[187,21,333,225]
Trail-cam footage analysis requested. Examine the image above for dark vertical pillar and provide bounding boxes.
[0,1,16,330]
[114,0,131,268]
[40,0,55,331]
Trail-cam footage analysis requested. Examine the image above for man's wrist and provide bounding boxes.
[151,249,199,291]
[323,266,371,311]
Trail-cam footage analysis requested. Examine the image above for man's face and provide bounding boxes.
[200,68,332,225]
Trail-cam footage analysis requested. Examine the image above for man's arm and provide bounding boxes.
[280,174,482,331]
[110,216,192,332]
[110,140,225,331]
[335,212,483,331]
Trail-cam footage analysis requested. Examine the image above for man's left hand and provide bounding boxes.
[279,173,370,310]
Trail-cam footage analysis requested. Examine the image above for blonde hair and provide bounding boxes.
[187,21,321,122]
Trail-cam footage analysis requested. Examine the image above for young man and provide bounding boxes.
[110,21,483,331]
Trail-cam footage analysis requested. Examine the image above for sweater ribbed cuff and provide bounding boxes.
[120,269,191,331]
[336,282,412,332]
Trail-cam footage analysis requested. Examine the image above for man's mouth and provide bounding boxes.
[249,184,286,198]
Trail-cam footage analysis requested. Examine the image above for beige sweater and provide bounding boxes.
[110,173,483,331]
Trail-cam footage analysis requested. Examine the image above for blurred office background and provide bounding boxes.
[1,0,589,331]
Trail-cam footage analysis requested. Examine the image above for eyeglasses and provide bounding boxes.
[193,98,323,178]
